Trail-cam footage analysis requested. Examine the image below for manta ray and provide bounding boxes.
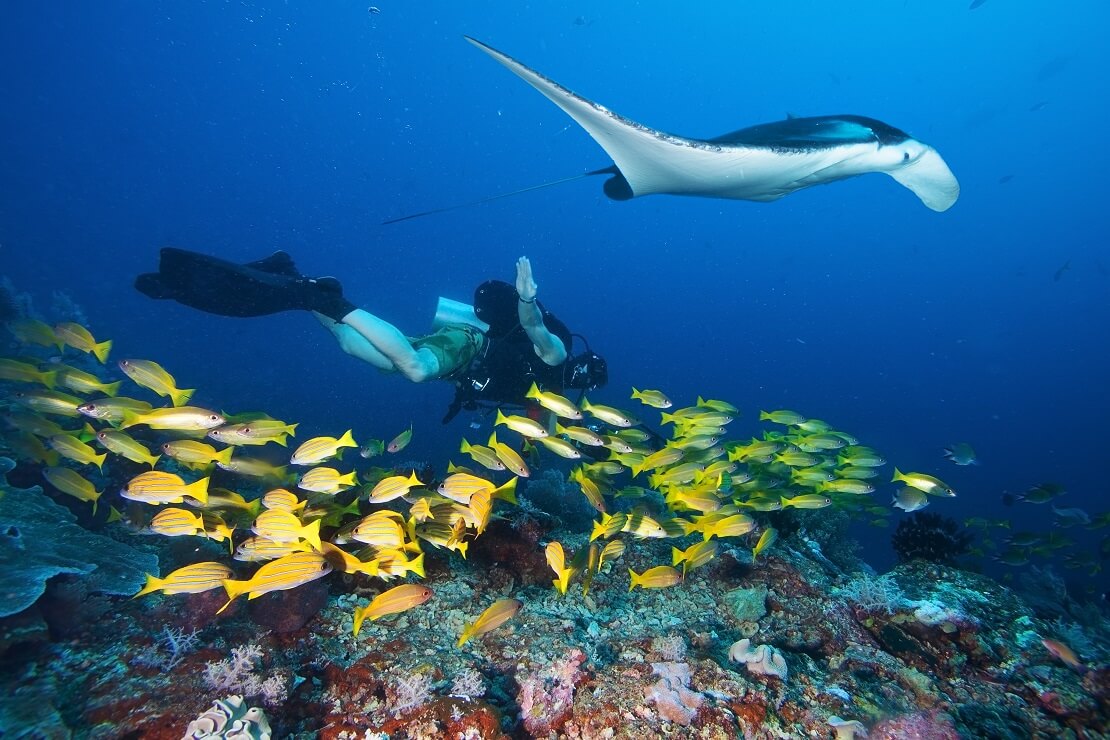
[382,38,959,223]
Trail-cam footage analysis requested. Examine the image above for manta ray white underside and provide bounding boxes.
[466,36,959,212]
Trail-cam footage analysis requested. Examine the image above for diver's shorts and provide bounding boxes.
[410,324,484,378]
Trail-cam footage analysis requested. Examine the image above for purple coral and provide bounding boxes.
[644,661,703,726]
[517,650,586,735]
[870,710,960,739]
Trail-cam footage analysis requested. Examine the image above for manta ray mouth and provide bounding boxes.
[886,147,961,212]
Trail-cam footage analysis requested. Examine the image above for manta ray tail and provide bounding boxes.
[381,168,616,225]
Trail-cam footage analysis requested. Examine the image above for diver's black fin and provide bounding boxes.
[246,250,301,277]
[381,167,616,225]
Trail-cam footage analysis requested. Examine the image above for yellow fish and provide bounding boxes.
[120,406,225,431]
[545,541,574,595]
[318,541,380,577]
[780,494,833,510]
[76,396,153,422]
[95,428,162,468]
[233,536,312,562]
[752,527,778,560]
[386,425,413,453]
[261,488,306,513]
[48,434,107,470]
[628,565,682,591]
[598,539,625,568]
[459,438,506,471]
[8,431,60,466]
[350,510,407,549]
[118,359,194,407]
[14,389,84,417]
[537,436,583,459]
[55,321,112,363]
[759,409,807,426]
[219,551,333,613]
[631,387,672,409]
[672,540,718,574]
[458,597,523,647]
[581,398,638,427]
[55,365,121,397]
[218,456,290,482]
[150,507,206,537]
[4,411,71,438]
[290,429,357,466]
[892,468,956,497]
[352,584,434,635]
[525,382,583,419]
[555,424,605,447]
[161,440,233,467]
[494,408,549,438]
[488,431,530,477]
[209,419,299,447]
[6,318,62,348]
[121,471,210,505]
[252,509,322,550]
[133,561,233,597]
[42,467,102,512]
[367,471,423,502]
[0,358,58,388]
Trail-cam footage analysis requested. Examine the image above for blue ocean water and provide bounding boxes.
[1,1,1107,588]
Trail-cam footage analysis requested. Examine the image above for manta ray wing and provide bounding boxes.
[466,37,959,211]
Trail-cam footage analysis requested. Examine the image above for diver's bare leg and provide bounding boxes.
[313,312,396,372]
[329,309,441,382]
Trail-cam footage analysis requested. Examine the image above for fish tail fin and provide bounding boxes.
[671,546,686,567]
[99,380,122,397]
[460,438,472,453]
[494,409,508,426]
[146,453,161,468]
[286,423,299,437]
[660,411,675,425]
[93,339,112,364]
[338,429,356,448]
[303,518,323,551]
[352,605,368,636]
[132,573,163,598]
[407,553,426,579]
[628,568,642,592]
[186,476,210,506]
[525,382,541,400]
[170,387,195,407]
[492,476,517,504]
[93,452,108,472]
[216,447,234,466]
[119,411,140,430]
[892,468,904,483]
[40,370,58,390]
[457,627,473,648]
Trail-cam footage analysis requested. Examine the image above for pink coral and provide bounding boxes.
[517,650,586,735]
[870,710,960,739]
[644,662,703,726]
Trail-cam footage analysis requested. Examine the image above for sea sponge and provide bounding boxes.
[184,695,271,740]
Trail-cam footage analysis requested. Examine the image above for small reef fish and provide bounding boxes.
[536,435,582,459]
[460,438,506,471]
[4,411,72,438]
[76,397,153,422]
[556,424,604,447]
[0,358,59,388]
[494,409,549,438]
[1005,482,1066,505]
[234,537,312,562]
[7,431,60,466]
[893,487,930,512]
[525,382,583,419]
[14,389,84,417]
[121,471,210,505]
[892,469,956,497]
[291,429,358,466]
[598,539,625,568]
[120,406,225,431]
[628,565,682,591]
[218,551,333,613]
[582,398,638,427]
[942,442,978,466]
[672,540,718,574]
[488,431,530,477]
[42,466,102,512]
[759,409,807,426]
[218,456,290,482]
[262,488,306,512]
[133,562,233,597]
[631,387,672,409]
[386,425,413,453]
[352,584,434,635]
[299,467,359,494]
[367,471,423,502]
[209,419,298,447]
[752,527,777,561]
[150,507,206,537]
[55,321,112,363]
[359,438,385,458]
[1042,638,1084,671]
[457,597,523,647]
[162,439,233,467]
[118,359,194,407]
[252,509,323,550]
[7,318,62,348]
[55,365,122,397]
[48,434,107,470]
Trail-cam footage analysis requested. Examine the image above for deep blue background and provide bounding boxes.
[2,2,1107,583]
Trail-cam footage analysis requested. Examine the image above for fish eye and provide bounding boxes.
[242,427,251,434]
[209,415,220,422]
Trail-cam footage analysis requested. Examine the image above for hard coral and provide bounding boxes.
[891,512,973,565]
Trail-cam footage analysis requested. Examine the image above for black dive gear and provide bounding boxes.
[136,247,356,322]
[443,286,609,423]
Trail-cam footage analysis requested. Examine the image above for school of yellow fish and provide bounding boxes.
[1,319,964,646]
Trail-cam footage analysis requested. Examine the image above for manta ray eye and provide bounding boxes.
[903,152,911,162]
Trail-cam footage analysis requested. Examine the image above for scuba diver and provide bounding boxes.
[135,247,608,423]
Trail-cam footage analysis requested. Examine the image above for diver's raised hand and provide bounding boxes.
[516,256,537,303]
